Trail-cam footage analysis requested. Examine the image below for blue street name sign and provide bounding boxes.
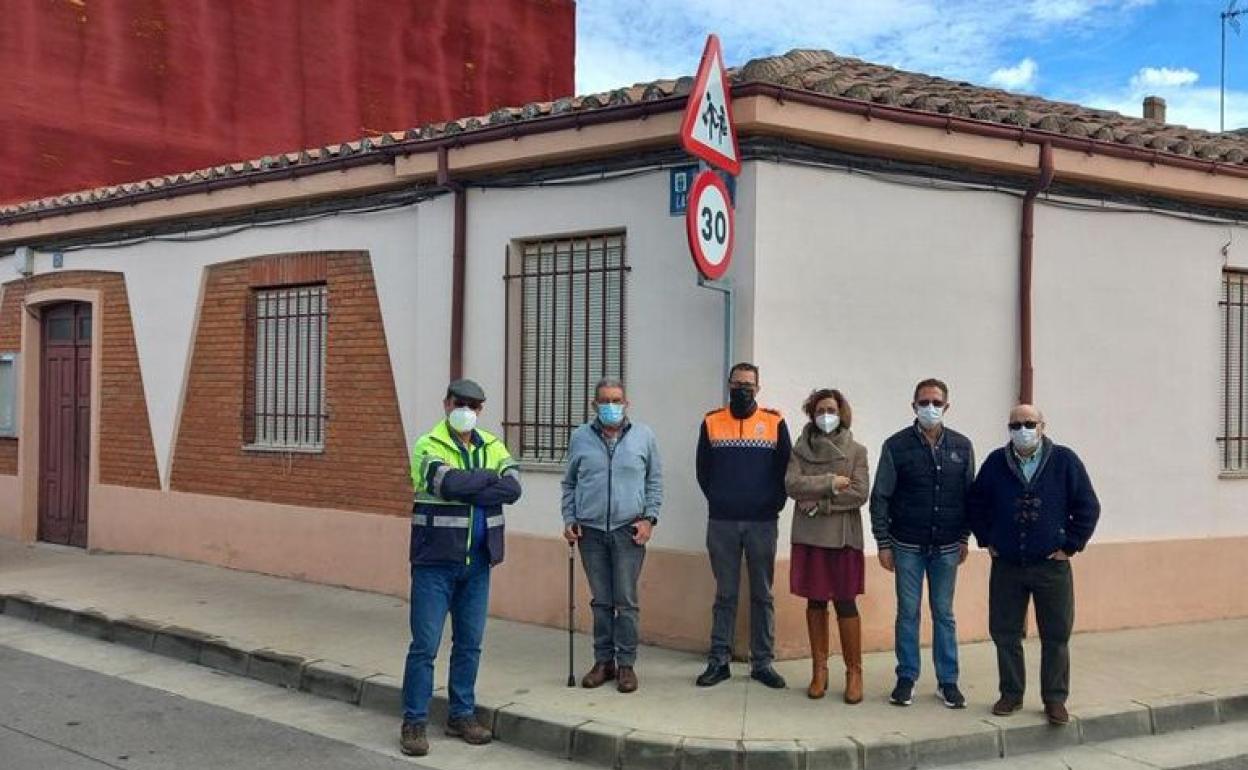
[669,165,736,216]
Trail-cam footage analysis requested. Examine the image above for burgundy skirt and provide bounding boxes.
[790,543,865,601]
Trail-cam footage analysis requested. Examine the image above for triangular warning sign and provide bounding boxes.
[680,35,741,176]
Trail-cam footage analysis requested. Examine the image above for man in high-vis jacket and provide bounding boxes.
[400,379,521,758]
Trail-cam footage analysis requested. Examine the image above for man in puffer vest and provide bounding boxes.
[870,378,975,710]
[399,379,521,758]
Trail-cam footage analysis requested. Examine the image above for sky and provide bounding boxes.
[575,0,1248,132]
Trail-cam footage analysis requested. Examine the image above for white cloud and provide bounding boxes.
[1069,65,1248,131]
[576,0,1154,95]
[1130,66,1199,90]
[989,58,1038,91]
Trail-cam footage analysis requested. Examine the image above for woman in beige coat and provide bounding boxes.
[786,388,870,703]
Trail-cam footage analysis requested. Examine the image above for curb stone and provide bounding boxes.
[3,592,1247,770]
[798,737,860,770]
[1137,693,1221,734]
[1076,701,1153,744]
[851,732,912,770]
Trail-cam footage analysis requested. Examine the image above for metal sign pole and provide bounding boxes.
[697,276,734,400]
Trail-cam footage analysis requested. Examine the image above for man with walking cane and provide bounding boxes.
[562,378,664,694]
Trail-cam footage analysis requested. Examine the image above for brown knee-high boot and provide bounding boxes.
[837,615,863,704]
[805,607,830,699]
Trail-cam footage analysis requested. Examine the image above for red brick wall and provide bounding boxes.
[1,0,575,204]
[0,271,160,488]
[169,252,410,515]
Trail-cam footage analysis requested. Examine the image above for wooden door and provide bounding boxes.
[38,302,91,547]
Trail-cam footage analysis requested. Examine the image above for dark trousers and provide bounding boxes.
[578,525,646,667]
[989,558,1075,704]
[706,518,778,670]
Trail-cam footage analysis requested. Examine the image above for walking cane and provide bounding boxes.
[567,540,576,687]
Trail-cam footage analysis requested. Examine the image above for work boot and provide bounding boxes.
[837,615,864,705]
[581,661,616,689]
[445,716,492,745]
[399,721,428,756]
[616,665,638,693]
[805,606,829,699]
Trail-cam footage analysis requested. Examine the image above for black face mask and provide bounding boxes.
[729,387,757,418]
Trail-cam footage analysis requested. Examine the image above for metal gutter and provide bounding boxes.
[1020,142,1054,404]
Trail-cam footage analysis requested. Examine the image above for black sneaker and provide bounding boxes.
[938,683,967,709]
[750,666,787,689]
[889,677,915,706]
[696,661,731,687]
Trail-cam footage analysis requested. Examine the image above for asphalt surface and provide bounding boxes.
[0,644,420,770]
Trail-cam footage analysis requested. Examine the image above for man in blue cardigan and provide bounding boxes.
[968,404,1100,726]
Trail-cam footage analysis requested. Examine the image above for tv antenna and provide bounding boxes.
[1223,0,1248,131]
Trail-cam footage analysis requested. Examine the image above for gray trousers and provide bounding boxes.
[578,525,646,667]
[989,558,1075,704]
[706,518,778,670]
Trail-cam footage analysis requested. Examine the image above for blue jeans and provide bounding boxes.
[401,559,490,724]
[893,546,960,685]
[578,525,646,667]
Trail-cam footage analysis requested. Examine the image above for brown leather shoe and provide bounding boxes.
[1044,702,1070,725]
[992,695,1024,716]
[581,660,616,689]
[616,665,638,693]
[400,721,429,756]
[445,716,492,745]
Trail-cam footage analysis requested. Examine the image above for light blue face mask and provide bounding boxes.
[597,403,625,427]
[916,404,944,429]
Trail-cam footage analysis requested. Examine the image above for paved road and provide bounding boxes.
[0,644,420,770]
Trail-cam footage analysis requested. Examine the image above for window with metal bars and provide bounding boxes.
[504,233,628,463]
[1220,271,1248,472]
[245,284,328,451]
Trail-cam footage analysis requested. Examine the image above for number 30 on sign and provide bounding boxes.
[685,170,734,280]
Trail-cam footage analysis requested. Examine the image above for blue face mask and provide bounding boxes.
[916,404,944,429]
[597,403,625,427]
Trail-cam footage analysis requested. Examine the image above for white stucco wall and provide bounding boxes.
[752,162,1020,553]
[6,158,1245,557]
[461,168,752,549]
[1,204,444,487]
[1033,204,1248,541]
[752,159,1248,551]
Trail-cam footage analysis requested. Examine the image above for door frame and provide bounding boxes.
[16,288,102,547]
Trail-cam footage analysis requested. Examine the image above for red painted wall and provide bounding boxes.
[0,0,575,204]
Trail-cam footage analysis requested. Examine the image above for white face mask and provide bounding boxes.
[916,404,944,429]
[815,413,840,434]
[448,407,478,434]
[1010,427,1040,452]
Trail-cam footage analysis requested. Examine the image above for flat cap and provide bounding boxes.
[447,378,486,402]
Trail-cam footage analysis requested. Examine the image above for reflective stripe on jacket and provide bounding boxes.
[409,420,521,567]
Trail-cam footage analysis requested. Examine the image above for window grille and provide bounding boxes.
[1220,272,1248,471]
[505,233,628,463]
[247,284,328,450]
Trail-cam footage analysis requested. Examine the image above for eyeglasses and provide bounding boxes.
[728,382,758,392]
[453,399,482,410]
[1008,421,1040,430]
[915,399,945,408]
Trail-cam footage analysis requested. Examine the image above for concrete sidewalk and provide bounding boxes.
[1,539,1244,769]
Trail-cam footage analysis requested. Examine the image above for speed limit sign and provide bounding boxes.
[685,170,734,280]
